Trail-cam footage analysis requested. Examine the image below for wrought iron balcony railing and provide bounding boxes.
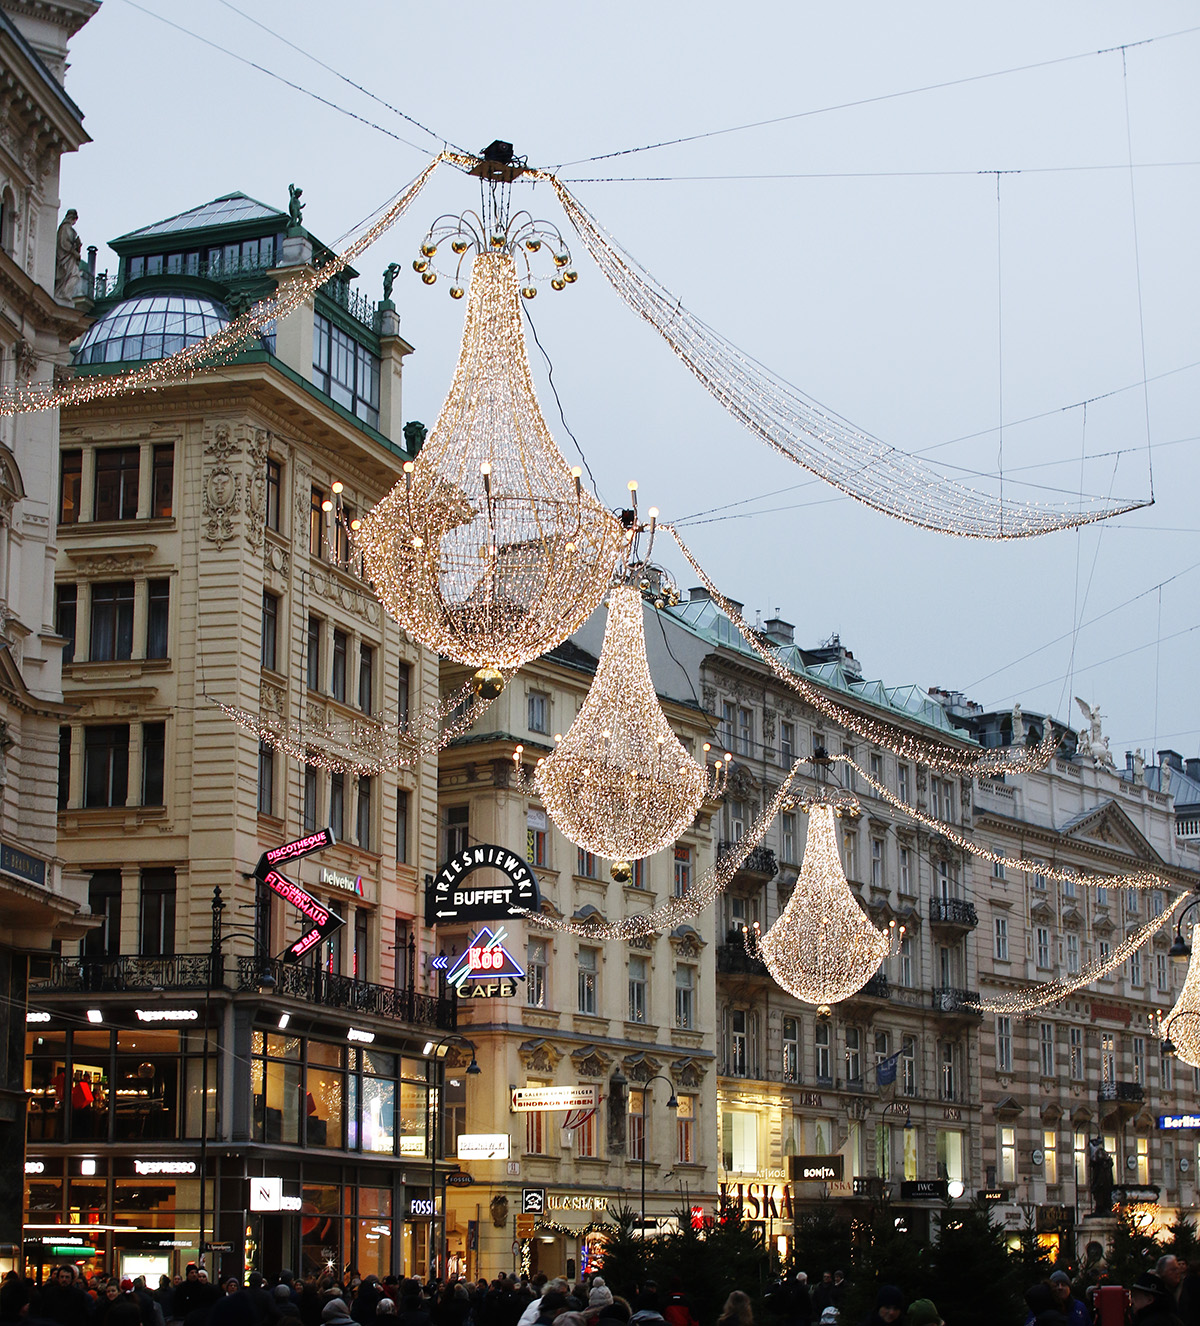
[1098,1081,1144,1103]
[860,973,891,999]
[29,953,455,1032]
[928,897,979,928]
[716,943,769,977]
[717,842,778,878]
[932,986,981,1015]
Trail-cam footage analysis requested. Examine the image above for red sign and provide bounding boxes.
[261,869,331,926]
[1090,1002,1132,1026]
[257,828,336,874]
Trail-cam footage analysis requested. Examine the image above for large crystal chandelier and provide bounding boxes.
[354,194,623,684]
[1162,924,1200,1068]
[523,581,724,864]
[753,803,890,1007]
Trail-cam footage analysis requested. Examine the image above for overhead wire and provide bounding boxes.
[560,161,1200,183]
[554,24,1200,167]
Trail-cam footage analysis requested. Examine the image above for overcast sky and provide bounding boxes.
[59,2,1200,760]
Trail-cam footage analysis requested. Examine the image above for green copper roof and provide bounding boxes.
[114,192,286,242]
[666,596,965,740]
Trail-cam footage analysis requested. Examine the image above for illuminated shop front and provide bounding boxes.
[23,990,453,1281]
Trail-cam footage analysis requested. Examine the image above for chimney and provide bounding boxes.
[762,616,795,646]
[1186,758,1200,784]
[688,587,710,603]
[1160,750,1184,773]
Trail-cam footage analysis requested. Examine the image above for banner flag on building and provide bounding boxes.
[874,1051,901,1087]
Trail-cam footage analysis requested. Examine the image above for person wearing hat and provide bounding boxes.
[861,1286,904,1326]
[818,1310,839,1326]
[1044,1271,1088,1326]
[1130,1272,1185,1326]
[906,1303,941,1326]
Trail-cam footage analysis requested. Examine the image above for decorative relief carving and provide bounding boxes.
[622,1052,662,1082]
[571,1045,612,1078]
[628,935,655,951]
[260,681,285,717]
[671,1058,706,1088]
[670,928,704,958]
[202,466,241,548]
[245,428,270,548]
[701,686,717,715]
[761,709,776,742]
[310,566,380,625]
[204,423,239,464]
[518,1039,563,1073]
[264,540,291,578]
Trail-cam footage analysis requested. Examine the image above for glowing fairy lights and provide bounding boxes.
[519,760,807,940]
[747,803,891,1007]
[0,159,445,417]
[354,236,623,679]
[545,175,1149,540]
[1161,931,1200,1068]
[518,584,724,861]
[667,524,1059,777]
[973,897,1185,1015]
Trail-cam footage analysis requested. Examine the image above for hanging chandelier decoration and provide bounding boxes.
[666,523,1059,777]
[519,758,807,940]
[0,159,447,417]
[541,173,1149,540]
[745,802,891,1008]
[1159,924,1200,1068]
[352,189,624,688]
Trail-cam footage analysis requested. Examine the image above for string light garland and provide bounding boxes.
[744,803,892,1007]
[516,583,726,862]
[972,897,1185,1015]
[1160,927,1200,1068]
[353,209,624,680]
[518,758,808,940]
[0,158,446,417]
[212,675,504,775]
[545,175,1149,540]
[666,523,1060,777]
[844,754,1177,892]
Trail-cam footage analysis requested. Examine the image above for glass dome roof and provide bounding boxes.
[73,293,230,365]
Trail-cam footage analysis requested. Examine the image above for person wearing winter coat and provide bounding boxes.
[860,1286,904,1326]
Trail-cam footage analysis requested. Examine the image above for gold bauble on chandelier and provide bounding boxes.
[354,227,623,676]
[755,803,890,1006]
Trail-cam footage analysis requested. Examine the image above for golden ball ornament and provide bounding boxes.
[451,239,469,255]
[412,259,429,273]
[521,285,537,300]
[564,269,578,284]
[490,232,505,248]
[471,666,505,701]
[551,277,566,291]
[449,285,464,300]
[525,238,542,252]
[610,859,633,884]
[421,271,437,285]
[420,242,438,257]
[817,1004,832,1018]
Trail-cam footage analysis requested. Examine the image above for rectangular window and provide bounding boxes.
[524,1102,546,1155]
[721,1108,758,1173]
[393,919,410,990]
[1039,1022,1055,1077]
[55,584,77,664]
[139,867,176,956]
[303,764,318,834]
[630,858,645,889]
[395,790,409,864]
[151,444,173,518]
[997,1016,1013,1072]
[1070,1026,1084,1080]
[897,763,910,804]
[815,1020,831,1082]
[1133,1036,1146,1085]
[1129,949,1142,987]
[999,1125,1016,1183]
[1158,953,1170,993]
[720,701,735,751]
[1067,933,1080,974]
[730,1009,749,1076]
[311,315,381,426]
[1036,926,1051,968]
[899,935,913,987]
[577,849,599,879]
[310,486,325,556]
[358,644,374,714]
[445,805,469,859]
[940,1041,958,1100]
[578,948,598,1014]
[146,579,169,659]
[1102,1033,1115,1083]
[1137,1136,1149,1186]
[142,721,165,806]
[994,915,1009,961]
[781,813,797,864]
[902,1035,917,1096]
[871,838,884,888]
[737,707,753,756]
[846,1027,862,1084]
[83,724,129,807]
[93,447,140,521]
[628,1089,646,1161]
[628,956,648,1024]
[57,725,71,809]
[993,857,1006,881]
[397,661,411,729]
[675,965,695,1029]
[674,844,692,897]
[356,775,372,849]
[937,1129,964,1183]
[257,740,274,816]
[331,630,347,701]
[899,846,912,894]
[1063,874,1077,899]
[527,940,547,1008]
[1075,1129,1089,1190]
[1096,885,1109,907]
[575,1108,597,1159]
[330,771,345,841]
[307,616,321,691]
[265,459,281,532]
[677,1096,695,1164]
[783,1016,799,1083]
[870,752,883,784]
[90,581,135,661]
[83,870,122,956]
[261,591,278,671]
[353,908,369,980]
[1044,1129,1059,1186]
[1162,1044,1174,1091]
[780,721,795,764]
[526,808,547,867]
[59,449,82,524]
[528,692,548,734]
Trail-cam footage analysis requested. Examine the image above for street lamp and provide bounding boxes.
[1169,897,1200,962]
[427,1033,480,1280]
[637,1074,677,1239]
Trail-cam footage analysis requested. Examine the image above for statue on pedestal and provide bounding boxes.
[1076,697,1116,769]
[287,184,305,234]
[382,262,401,303]
[1011,702,1025,746]
[55,208,84,301]
[1088,1136,1114,1216]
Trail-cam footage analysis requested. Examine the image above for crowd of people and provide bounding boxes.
[6,1252,1200,1326]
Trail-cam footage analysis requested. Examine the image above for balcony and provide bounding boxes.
[718,842,778,879]
[931,987,981,1017]
[860,973,891,1000]
[716,944,769,977]
[928,897,979,929]
[29,954,455,1032]
[1098,1081,1144,1104]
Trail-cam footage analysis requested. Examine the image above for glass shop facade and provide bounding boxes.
[23,991,449,1283]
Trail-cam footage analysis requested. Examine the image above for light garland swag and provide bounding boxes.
[1159,926,1200,1068]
